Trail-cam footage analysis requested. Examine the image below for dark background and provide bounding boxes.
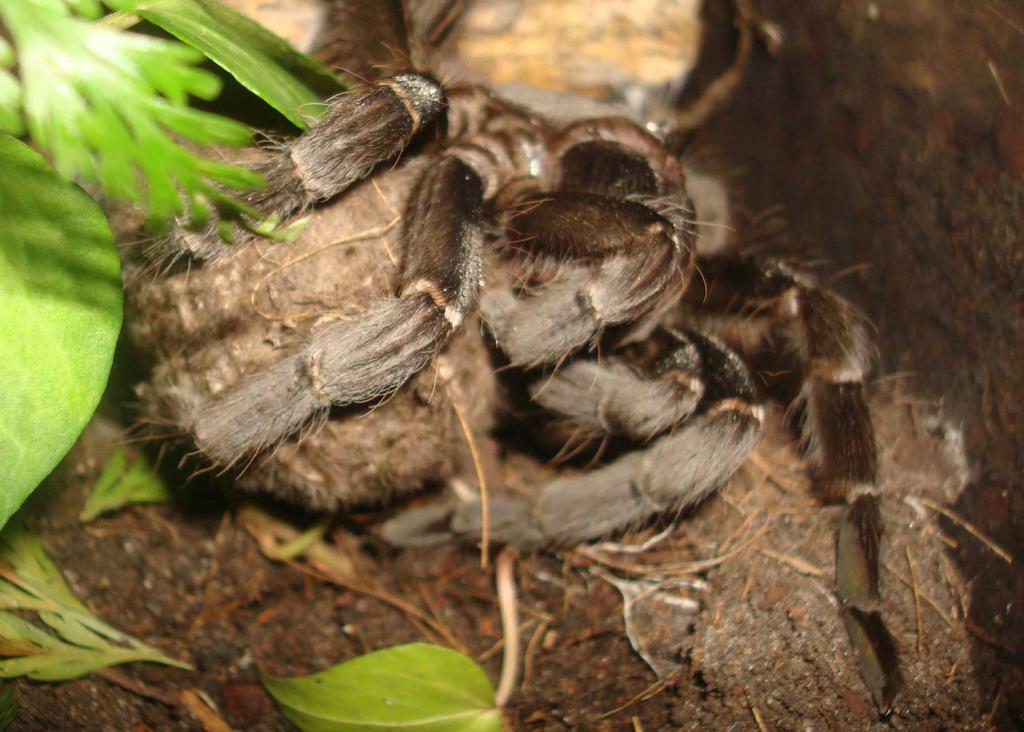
[693,1,1023,725]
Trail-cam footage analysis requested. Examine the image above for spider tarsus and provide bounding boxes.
[379,502,458,548]
[833,472,903,717]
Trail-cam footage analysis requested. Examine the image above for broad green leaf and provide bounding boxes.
[0,136,122,530]
[192,0,342,99]
[131,0,343,129]
[79,447,170,522]
[261,643,501,732]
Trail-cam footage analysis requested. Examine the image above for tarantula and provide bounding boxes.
[131,0,901,717]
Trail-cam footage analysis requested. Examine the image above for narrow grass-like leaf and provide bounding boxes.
[261,643,501,732]
[0,526,155,650]
[80,448,171,522]
[0,136,122,529]
[37,611,111,651]
[0,527,190,679]
[131,0,343,129]
[0,525,108,615]
[0,612,162,681]
[0,686,16,730]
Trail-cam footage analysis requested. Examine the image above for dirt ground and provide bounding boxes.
[10,1,1023,730]
[12,394,992,730]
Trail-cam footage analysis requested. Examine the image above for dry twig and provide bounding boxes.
[451,397,490,569]
[758,548,826,577]
[521,618,550,689]
[906,546,925,654]
[883,560,955,628]
[908,495,1013,564]
[597,675,674,719]
[179,689,233,732]
[751,703,769,732]
[494,549,520,707]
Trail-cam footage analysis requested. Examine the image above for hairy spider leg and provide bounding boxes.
[315,0,465,80]
[412,330,763,547]
[160,72,447,261]
[528,354,703,443]
[315,0,416,82]
[189,154,484,465]
[687,256,903,717]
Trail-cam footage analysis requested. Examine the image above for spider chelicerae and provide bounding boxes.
[132,0,901,716]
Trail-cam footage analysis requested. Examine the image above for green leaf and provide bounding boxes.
[0,524,143,647]
[0,525,191,679]
[0,36,13,67]
[0,1,263,224]
[261,643,502,732]
[0,525,92,614]
[79,448,171,522]
[131,0,343,129]
[0,136,122,529]
[0,685,16,730]
[192,0,342,98]
[0,70,23,136]
[64,0,105,20]
[0,613,159,681]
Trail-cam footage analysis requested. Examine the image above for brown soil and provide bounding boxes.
[12,390,989,730]
[11,1,1023,730]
